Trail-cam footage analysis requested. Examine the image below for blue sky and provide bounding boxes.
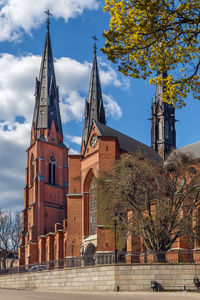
[0,0,200,210]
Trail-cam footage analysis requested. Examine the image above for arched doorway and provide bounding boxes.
[84,243,96,266]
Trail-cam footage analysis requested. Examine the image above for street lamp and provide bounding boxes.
[71,240,75,257]
[114,213,118,264]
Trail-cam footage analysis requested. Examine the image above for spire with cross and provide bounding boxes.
[81,35,106,154]
[92,35,98,54]
[31,9,63,143]
[44,9,53,30]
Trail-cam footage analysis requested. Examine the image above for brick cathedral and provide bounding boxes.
[19,20,178,266]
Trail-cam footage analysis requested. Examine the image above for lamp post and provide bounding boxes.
[71,240,75,257]
[114,213,118,264]
[71,240,75,267]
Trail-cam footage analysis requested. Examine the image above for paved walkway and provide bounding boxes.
[0,289,200,300]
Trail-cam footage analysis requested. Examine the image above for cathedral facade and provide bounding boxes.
[19,21,180,266]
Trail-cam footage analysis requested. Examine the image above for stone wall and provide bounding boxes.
[0,264,200,292]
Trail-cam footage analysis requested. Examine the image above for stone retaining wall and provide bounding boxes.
[0,264,200,292]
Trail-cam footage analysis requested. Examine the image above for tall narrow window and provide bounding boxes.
[30,154,34,184]
[89,179,97,235]
[165,120,170,139]
[158,119,162,140]
[49,155,56,184]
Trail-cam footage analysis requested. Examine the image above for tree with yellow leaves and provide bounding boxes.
[102,0,200,108]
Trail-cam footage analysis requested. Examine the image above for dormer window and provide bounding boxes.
[49,155,56,184]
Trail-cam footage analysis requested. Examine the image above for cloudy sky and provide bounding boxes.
[0,0,200,210]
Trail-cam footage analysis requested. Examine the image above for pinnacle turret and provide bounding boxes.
[151,72,176,160]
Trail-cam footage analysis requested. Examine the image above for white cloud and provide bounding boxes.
[99,62,121,87]
[0,121,30,209]
[0,0,99,41]
[103,94,122,119]
[55,57,91,95]
[0,53,123,123]
[60,91,85,123]
[0,53,39,122]
[99,60,130,90]
[66,135,82,146]
[68,148,80,155]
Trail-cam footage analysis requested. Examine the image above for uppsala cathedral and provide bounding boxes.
[19,19,179,266]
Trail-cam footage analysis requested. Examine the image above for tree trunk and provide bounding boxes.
[153,251,167,263]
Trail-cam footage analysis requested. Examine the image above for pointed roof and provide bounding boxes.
[32,21,63,137]
[82,42,106,152]
[87,44,106,125]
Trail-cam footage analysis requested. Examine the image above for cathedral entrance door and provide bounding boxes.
[84,243,96,266]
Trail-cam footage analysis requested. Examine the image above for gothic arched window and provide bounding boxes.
[89,179,97,235]
[30,154,34,184]
[49,155,56,184]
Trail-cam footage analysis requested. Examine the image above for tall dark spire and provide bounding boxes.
[82,38,106,152]
[151,72,176,160]
[31,13,63,143]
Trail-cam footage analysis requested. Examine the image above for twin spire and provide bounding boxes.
[32,15,106,150]
[82,37,106,152]
[31,13,175,161]
[31,13,63,143]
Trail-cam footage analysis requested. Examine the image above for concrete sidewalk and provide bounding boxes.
[0,288,200,300]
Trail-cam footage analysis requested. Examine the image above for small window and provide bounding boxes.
[106,146,108,151]
[30,154,34,184]
[158,119,162,140]
[49,155,56,184]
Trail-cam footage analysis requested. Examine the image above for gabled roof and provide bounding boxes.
[95,121,162,164]
[171,141,200,160]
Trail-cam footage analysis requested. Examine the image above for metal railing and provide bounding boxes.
[1,249,200,275]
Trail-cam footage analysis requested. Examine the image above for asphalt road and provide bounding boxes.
[0,289,200,300]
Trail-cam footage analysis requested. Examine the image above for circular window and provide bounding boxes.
[50,155,56,163]
[90,134,98,148]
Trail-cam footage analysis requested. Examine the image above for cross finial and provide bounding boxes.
[44,10,53,30]
[92,35,99,54]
